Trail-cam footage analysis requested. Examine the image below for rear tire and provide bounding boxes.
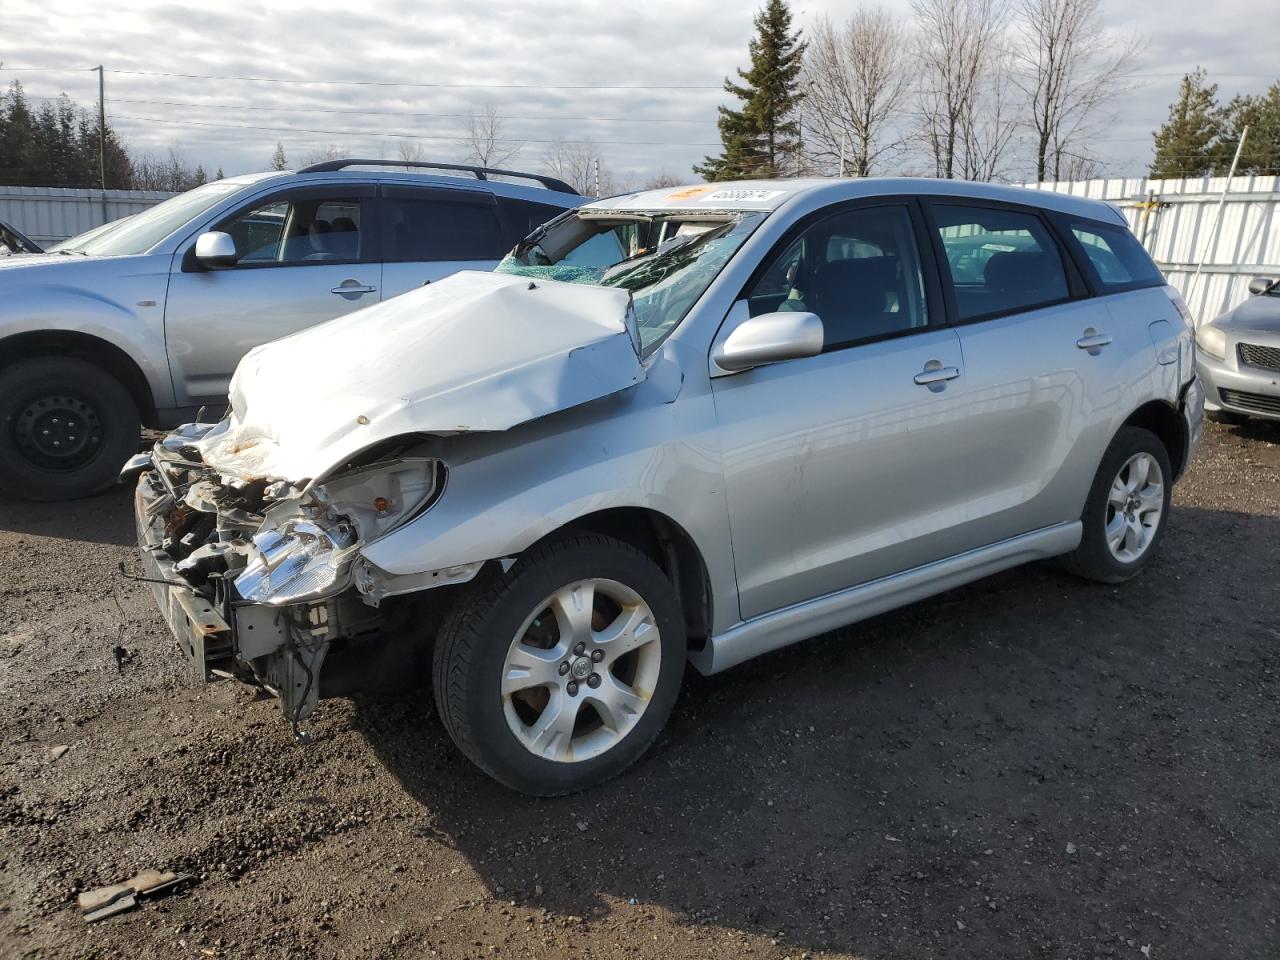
[432,533,686,796]
[0,357,141,501]
[1061,426,1172,584]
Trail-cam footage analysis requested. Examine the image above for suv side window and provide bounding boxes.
[500,198,571,241]
[1064,219,1163,290]
[382,186,505,262]
[746,204,929,350]
[220,192,367,266]
[930,203,1070,321]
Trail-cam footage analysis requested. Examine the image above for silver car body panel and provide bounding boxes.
[130,177,1202,715]
[0,170,581,420]
[1196,291,1280,420]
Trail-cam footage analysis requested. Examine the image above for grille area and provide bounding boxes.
[1220,389,1280,415]
[1238,342,1280,372]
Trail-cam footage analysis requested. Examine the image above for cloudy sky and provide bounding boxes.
[3,0,1276,189]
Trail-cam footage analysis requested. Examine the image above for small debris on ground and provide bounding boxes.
[48,745,70,762]
[77,869,194,922]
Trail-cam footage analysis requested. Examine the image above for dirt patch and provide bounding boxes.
[1,421,1278,959]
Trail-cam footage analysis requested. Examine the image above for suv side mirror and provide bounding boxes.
[194,231,238,268]
[1248,276,1277,296]
[713,310,824,373]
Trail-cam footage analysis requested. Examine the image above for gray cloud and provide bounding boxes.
[3,0,1276,187]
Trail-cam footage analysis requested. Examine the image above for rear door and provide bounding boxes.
[923,199,1133,545]
[377,184,510,299]
[164,184,379,405]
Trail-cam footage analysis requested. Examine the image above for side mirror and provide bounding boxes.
[1248,276,1277,296]
[713,310,824,373]
[194,231,238,268]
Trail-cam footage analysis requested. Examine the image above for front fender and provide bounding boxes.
[359,384,739,633]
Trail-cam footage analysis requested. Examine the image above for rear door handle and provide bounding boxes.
[1076,331,1113,350]
[914,364,961,385]
[331,281,377,296]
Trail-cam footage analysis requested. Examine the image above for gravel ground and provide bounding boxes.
[1,420,1278,960]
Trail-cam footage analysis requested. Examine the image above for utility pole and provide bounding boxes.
[96,65,106,191]
[593,157,600,199]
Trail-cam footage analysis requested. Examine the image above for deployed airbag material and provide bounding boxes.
[195,271,644,481]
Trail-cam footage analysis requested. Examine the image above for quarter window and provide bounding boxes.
[1068,220,1163,289]
[746,204,929,350]
[932,204,1069,320]
[382,189,505,262]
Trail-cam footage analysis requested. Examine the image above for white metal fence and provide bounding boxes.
[0,186,176,246]
[1022,175,1280,324]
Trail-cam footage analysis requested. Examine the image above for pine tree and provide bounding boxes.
[271,141,288,171]
[1218,82,1280,175]
[1150,69,1223,178]
[695,0,806,181]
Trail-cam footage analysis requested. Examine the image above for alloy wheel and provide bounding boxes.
[1104,452,1164,564]
[501,578,662,763]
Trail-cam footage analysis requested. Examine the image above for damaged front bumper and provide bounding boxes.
[128,424,476,731]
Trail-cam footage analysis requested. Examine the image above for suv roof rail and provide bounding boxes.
[295,158,580,196]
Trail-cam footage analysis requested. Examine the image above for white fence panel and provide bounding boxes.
[1022,175,1280,324]
[0,186,176,245]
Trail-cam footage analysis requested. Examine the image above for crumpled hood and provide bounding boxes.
[195,270,643,481]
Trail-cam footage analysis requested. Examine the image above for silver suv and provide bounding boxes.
[129,178,1204,796]
[0,160,581,499]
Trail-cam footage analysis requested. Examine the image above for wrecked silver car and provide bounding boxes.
[130,179,1201,795]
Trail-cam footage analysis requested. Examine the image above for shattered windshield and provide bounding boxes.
[496,210,763,353]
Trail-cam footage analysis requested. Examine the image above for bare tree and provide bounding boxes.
[132,143,208,191]
[957,41,1019,181]
[643,172,685,189]
[801,10,910,176]
[397,140,429,162]
[1014,0,1140,181]
[541,136,607,196]
[459,102,523,169]
[912,0,1009,179]
[298,143,347,166]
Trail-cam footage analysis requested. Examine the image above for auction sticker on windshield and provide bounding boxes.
[698,189,785,203]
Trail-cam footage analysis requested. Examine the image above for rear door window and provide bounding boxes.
[381,186,506,262]
[1065,219,1163,290]
[930,203,1071,321]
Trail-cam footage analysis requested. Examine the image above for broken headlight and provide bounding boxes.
[234,458,443,606]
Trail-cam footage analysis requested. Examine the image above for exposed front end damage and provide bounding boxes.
[130,423,469,733]
[126,271,651,734]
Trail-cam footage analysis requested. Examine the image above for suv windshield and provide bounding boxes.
[65,181,245,257]
[496,210,762,353]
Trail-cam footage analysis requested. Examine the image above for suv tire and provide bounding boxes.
[1061,426,1172,584]
[433,533,686,796]
[0,357,141,501]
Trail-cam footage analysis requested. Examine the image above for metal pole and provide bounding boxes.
[593,157,600,199]
[1190,125,1247,323]
[96,65,106,190]
[838,134,846,178]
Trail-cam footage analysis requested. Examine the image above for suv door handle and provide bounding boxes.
[1076,331,1113,350]
[913,364,961,385]
[331,281,377,297]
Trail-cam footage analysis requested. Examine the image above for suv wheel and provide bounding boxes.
[0,358,141,501]
[1061,425,1172,584]
[433,534,686,796]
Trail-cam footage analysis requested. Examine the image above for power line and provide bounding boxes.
[104,68,722,91]
[99,97,715,125]
[109,114,722,147]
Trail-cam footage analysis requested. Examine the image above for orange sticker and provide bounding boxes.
[664,185,716,202]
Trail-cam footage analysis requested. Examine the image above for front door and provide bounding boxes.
[712,201,977,621]
[163,184,379,405]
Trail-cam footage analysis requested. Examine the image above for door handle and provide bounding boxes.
[331,281,377,296]
[913,364,961,385]
[1076,331,1113,350]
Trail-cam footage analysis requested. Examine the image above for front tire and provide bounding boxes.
[432,533,686,796]
[0,358,141,501]
[1061,426,1172,584]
